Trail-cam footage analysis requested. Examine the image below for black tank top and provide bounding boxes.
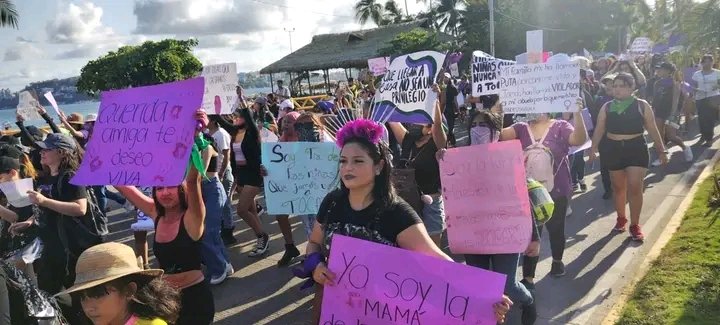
[605,99,645,135]
[153,215,202,274]
[207,155,217,173]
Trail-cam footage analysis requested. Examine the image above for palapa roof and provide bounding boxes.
[260,20,446,74]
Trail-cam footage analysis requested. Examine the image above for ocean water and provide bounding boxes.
[0,87,272,129]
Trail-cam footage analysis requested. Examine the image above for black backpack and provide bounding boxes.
[55,172,107,257]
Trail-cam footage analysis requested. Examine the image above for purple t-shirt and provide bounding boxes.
[512,121,574,198]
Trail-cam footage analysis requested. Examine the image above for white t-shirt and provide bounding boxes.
[211,128,232,173]
[692,69,720,100]
[274,86,291,99]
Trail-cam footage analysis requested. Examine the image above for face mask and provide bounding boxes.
[470,126,498,145]
[295,123,321,142]
[407,125,424,139]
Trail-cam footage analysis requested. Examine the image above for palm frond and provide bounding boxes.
[0,0,18,29]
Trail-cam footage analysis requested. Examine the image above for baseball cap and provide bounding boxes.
[254,97,268,106]
[279,99,294,111]
[0,145,22,172]
[443,72,451,79]
[655,62,676,72]
[13,125,44,142]
[36,133,77,151]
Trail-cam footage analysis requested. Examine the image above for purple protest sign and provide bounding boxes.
[71,77,204,186]
[321,235,506,325]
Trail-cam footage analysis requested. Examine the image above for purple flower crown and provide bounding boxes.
[335,119,384,148]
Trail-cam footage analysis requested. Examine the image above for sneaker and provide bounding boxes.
[122,199,135,212]
[209,270,228,285]
[651,158,662,167]
[579,182,587,192]
[630,225,645,241]
[683,146,694,162]
[614,217,628,232]
[277,244,301,267]
[248,233,270,257]
[221,228,237,246]
[572,183,581,193]
[225,262,235,277]
[550,260,566,277]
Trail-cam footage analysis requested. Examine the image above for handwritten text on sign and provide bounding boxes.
[17,91,41,121]
[261,142,339,215]
[471,51,515,97]
[321,235,506,325]
[439,141,532,254]
[71,77,204,186]
[201,63,238,115]
[499,62,580,114]
[377,51,446,124]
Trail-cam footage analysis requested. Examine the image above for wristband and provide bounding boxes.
[292,252,325,290]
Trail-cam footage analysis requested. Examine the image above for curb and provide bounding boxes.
[600,145,720,324]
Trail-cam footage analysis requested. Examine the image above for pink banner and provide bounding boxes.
[71,77,205,186]
[321,235,506,325]
[439,140,532,254]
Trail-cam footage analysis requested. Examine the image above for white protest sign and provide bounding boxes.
[0,178,34,208]
[377,51,446,124]
[515,52,528,64]
[449,63,459,77]
[527,30,544,64]
[261,142,339,215]
[471,51,516,96]
[43,92,62,116]
[499,61,581,114]
[260,128,278,143]
[16,91,41,121]
[630,37,652,54]
[201,63,238,115]
[368,57,390,76]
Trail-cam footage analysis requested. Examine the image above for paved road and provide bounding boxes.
[103,119,718,325]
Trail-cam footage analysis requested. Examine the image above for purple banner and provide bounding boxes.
[71,77,205,186]
[321,235,506,325]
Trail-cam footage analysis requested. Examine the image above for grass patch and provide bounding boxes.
[617,171,720,325]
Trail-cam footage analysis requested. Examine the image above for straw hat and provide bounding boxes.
[67,113,84,125]
[56,243,163,296]
[85,114,98,123]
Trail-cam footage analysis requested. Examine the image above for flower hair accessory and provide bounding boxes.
[335,119,384,148]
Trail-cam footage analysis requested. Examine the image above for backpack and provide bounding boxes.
[527,178,554,224]
[55,172,107,257]
[523,123,557,192]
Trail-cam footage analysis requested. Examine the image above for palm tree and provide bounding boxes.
[0,0,18,28]
[355,0,385,26]
[383,0,405,24]
[683,0,720,53]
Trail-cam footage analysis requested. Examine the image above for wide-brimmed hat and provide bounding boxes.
[67,113,84,125]
[56,243,163,296]
[85,114,98,123]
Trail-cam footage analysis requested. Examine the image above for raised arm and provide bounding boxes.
[388,122,408,145]
[57,111,85,139]
[569,98,588,146]
[183,158,206,241]
[15,114,39,150]
[37,105,62,134]
[431,99,447,149]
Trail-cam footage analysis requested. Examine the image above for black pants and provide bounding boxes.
[445,111,456,146]
[570,151,586,184]
[0,268,10,325]
[697,97,718,142]
[522,195,569,278]
[600,158,612,194]
[178,281,215,325]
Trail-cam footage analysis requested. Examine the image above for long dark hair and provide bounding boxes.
[151,185,188,218]
[338,137,396,210]
[236,108,260,144]
[466,110,503,145]
[78,275,181,324]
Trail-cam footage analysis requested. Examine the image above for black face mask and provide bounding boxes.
[295,123,321,142]
[407,125,424,139]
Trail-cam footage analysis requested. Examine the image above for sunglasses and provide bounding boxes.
[75,285,114,301]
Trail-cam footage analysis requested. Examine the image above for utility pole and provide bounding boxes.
[284,27,295,53]
[404,0,409,16]
[489,0,495,56]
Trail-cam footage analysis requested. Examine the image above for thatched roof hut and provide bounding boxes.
[260,20,443,74]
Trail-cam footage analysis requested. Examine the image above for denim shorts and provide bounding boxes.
[422,196,446,235]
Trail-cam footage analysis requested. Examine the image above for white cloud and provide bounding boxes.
[133,0,283,35]
[3,42,45,61]
[46,2,114,44]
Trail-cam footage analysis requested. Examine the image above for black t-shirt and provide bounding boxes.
[0,204,39,259]
[652,78,674,115]
[36,172,87,248]
[400,136,442,195]
[316,190,422,256]
[445,84,459,113]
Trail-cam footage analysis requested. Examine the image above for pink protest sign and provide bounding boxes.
[321,235,506,325]
[71,77,205,186]
[439,140,532,254]
[368,57,389,76]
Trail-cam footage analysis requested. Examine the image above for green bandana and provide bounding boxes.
[188,134,210,179]
[609,97,635,114]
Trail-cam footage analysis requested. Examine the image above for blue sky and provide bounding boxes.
[1,0,659,91]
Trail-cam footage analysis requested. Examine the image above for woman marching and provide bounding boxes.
[116,109,215,324]
[295,118,511,324]
[212,110,271,257]
[590,73,668,241]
